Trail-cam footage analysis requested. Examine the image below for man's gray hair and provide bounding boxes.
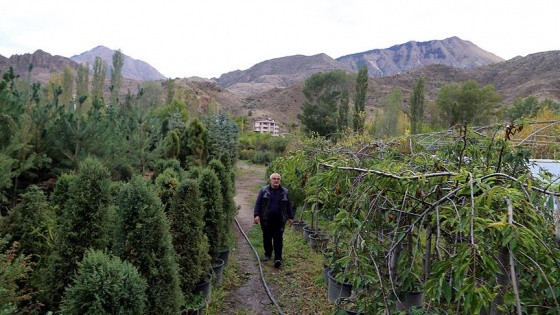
[269,173,281,179]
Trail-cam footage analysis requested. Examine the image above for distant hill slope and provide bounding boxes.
[336,36,504,77]
[70,45,166,81]
[215,53,351,97]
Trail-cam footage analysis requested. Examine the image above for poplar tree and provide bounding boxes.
[353,66,368,133]
[92,56,107,100]
[110,50,124,105]
[410,76,425,134]
[76,63,89,107]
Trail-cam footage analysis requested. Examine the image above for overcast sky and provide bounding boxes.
[1,0,559,79]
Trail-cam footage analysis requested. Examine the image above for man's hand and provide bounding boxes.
[254,216,260,224]
[288,219,294,226]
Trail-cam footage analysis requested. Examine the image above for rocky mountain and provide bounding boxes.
[336,36,504,77]
[1,37,559,131]
[0,49,80,83]
[70,45,166,81]
[0,46,166,82]
[216,37,503,96]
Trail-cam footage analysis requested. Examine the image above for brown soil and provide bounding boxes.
[221,161,278,315]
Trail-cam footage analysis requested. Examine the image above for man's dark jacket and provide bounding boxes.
[254,184,294,226]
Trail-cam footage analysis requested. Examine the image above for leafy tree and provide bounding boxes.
[353,66,368,133]
[168,179,210,299]
[110,50,124,105]
[436,80,501,127]
[60,249,147,315]
[500,96,560,121]
[46,156,113,310]
[298,70,349,138]
[91,57,107,100]
[410,76,425,134]
[198,168,224,261]
[377,89,403,138]
[114,175,182,314]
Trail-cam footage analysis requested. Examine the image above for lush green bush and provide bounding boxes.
[114,175,182,314]
[60,249,147,315]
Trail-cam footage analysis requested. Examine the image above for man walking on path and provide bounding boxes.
[254,173,294,268]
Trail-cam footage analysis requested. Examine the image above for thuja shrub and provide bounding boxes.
[198,168,224,261]
[46,156,112,310]
[154,167,181,212]
[114,175,182,314]
[207,159,236,247]
[168,179,210,297]
[60,249,147,315]
[49,173,75,211]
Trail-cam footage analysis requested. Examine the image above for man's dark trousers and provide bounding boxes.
[261,220,284,261]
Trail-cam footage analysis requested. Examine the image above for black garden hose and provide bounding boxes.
[234,217,284,315]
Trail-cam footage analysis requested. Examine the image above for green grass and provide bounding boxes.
[248,225,336,314]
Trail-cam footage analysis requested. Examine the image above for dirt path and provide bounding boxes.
[221,161,276,315]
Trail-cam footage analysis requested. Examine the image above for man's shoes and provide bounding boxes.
[263,255,271,261]
[274,260,282,268]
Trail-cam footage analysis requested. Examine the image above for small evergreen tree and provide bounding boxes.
[114,175,182,314]
[60,249,147,315]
